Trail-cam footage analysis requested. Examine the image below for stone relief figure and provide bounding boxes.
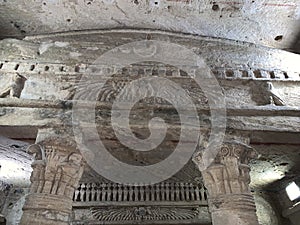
[57,153,84,198]
[50,166,63,195]
[43,151,63,194]
[26,144,46,193]
[0,73,27,98]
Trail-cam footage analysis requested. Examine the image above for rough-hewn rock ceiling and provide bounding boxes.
[0,0,300,53]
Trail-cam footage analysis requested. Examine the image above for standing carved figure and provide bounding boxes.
[27,144,46,193]
[43,151,63,194]
[57,153,84,198]
[0,73,27,98]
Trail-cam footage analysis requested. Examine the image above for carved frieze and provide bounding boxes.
[0,60,297,81]
[90,206,199,222]
[72,182,208,224]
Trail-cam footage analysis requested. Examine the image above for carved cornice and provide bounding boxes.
[0,60,299,81]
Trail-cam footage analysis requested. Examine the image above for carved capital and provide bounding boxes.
[26,142,84,197]
[194,140,257,197]
[193,140,257,168]
[194,140,260,225]
[21,137,85,225]
[215,140,258,165]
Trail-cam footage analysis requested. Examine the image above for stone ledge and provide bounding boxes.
[0,98,299,116]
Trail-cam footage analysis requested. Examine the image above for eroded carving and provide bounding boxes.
[27,143,84,197]
[27,144,46,194]
[193,140,257,196]
[0,181,11,213]
[0,73,27,98]
[267,82,286,106]
[251,81,286,106]
[193,140,260,225]
[21,141,85,225]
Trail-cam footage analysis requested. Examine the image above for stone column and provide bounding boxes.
[20,137,84,225]
[193,140,259,225]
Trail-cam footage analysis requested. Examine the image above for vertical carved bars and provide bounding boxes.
[73,182,208,204]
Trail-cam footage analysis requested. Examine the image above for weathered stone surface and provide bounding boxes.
[1,30,300,72]
[254,193,280,225]
[0,136,32,187]
[0,0,299,53]
[1,187,29,225]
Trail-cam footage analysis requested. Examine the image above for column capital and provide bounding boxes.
[193,138,260,225]
[215,140,258,165]
[193,140,258,197]
[193,139,258,169]
[21,134,85,225]
[26,142,85,196]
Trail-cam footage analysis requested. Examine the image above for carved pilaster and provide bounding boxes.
[193,140,259,225]
[20,137,84,225]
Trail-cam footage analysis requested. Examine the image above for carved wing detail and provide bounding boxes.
[90,206,198,222]
[146,207,198,220]
[91,207,135,221]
